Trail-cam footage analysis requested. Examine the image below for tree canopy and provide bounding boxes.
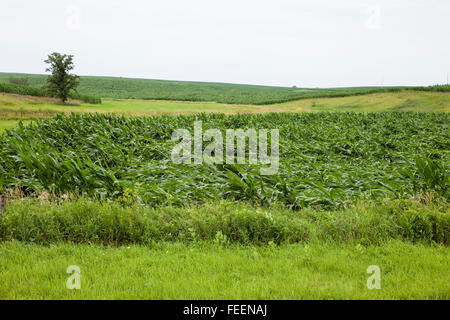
[44,52,79,102]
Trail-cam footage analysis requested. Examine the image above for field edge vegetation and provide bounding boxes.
[0,197,448,246]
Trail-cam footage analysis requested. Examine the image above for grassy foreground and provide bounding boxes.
[0,240,448,299]
[0,199,447,299]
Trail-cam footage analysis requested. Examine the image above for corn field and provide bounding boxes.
[0,112,448,208]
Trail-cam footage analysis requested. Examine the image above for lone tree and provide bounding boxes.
[44,52,79,103]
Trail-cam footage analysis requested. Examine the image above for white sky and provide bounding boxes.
[1,0,449,87]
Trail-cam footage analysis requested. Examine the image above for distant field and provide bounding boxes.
[0,90,448,132]
[281,90,450,112]
[0,89,448,127]
[0,72,412,105]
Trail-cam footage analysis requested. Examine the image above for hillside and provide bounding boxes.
[0,72,411,105]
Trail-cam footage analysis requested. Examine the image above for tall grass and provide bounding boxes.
[0,198,448,245]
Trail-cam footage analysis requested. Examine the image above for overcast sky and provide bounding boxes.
[1,0,449,87]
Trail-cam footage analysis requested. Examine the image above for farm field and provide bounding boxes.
[0,72,412,105]
[0,90,449,133]
[3,0,450,305]
[1,112,448,208]
[0,76,449,301]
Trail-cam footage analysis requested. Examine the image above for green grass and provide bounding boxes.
[0,72,436,105]
[280,91,450,113]
[0,120,30,131]
[0,240,448,299]
[1,198,448,299]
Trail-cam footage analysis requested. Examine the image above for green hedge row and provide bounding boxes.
[0,82,101,104]
[0,199,448,246]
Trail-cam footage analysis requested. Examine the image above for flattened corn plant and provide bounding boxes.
[0,112,448,209]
